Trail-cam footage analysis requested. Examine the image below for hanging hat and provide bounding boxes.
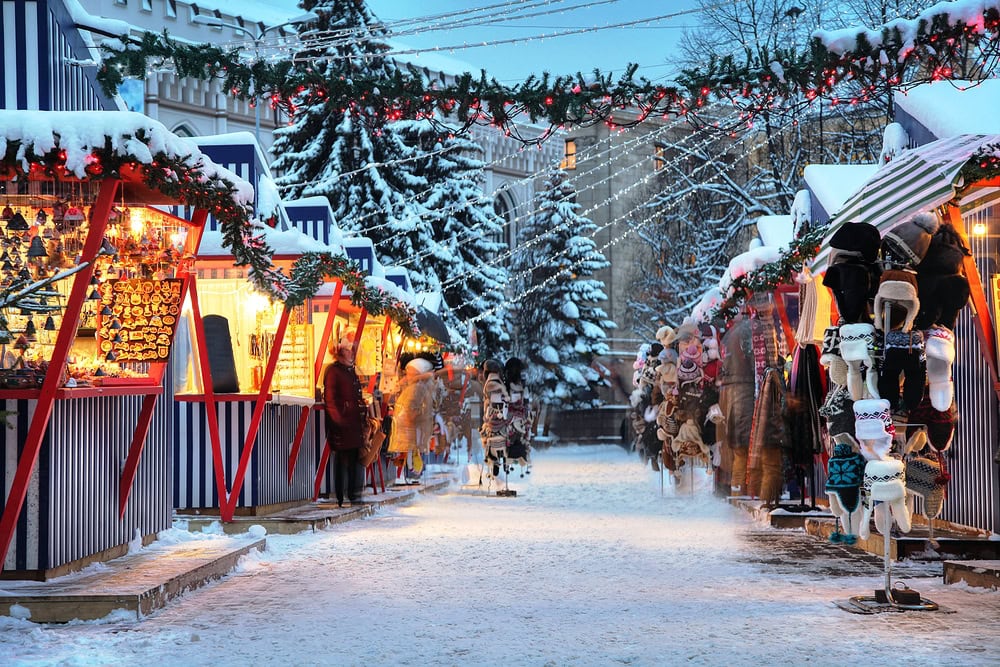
[819,325,841,367]
[918,227,968,275]
[908,393,957,452]
[838,322,876,400]
[825,441,866,512]
[27,235,48,258]
[676,358,703,386]
[822,262,874,324]
[655,325,676,348]
[405,358,434,376]
[906,456,946,519]
[925,325,955,411]
[859,458,911,539]
[679,340,702,363]
[853,398,894,460]
[882,212,941,267]
[873,269,919,331]
[828,222,882,264]
[673,322,699,346]
[818,385,855,439]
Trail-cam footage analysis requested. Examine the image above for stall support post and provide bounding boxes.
[188,277,231,514]
[288,280,343,484]
[0,179,119,565]
[118,209,208,518]
[949,205,1000,394]
[222,305,291,520]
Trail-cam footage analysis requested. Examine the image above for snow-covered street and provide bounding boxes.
[3,444,1000,667]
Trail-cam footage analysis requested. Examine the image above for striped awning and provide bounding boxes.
[812,133,1000,272]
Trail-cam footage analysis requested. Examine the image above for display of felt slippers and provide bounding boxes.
[925,325,955,411]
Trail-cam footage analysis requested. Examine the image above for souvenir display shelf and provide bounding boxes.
[0,181,196,400]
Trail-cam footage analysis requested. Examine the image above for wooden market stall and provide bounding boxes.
[0,111,264,577]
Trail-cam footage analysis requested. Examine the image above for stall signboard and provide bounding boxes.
[97,278,183,362]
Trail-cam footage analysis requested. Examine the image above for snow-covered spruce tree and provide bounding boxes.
[271,0,430,276]
[511,170,616,409]
[388,119,511,357]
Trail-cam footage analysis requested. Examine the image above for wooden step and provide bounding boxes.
[943,560,1000,590]
[805,517,1000,561]
[729,497,834,529]
[0,536,264,623]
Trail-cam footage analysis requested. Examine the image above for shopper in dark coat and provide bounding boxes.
[324,337,368,507]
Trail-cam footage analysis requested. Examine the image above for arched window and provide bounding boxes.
[172,123,196,138]
[492,188,517,252]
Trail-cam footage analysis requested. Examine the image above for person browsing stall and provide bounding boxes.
[323,336,368,507]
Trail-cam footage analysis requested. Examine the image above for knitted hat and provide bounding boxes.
[672,418,708,459]
[839,322,877,400]
[673,322,700,346]
[859,457,912,538]
[676,358,703,386]
[854,398,894,460]
[819,325,841,367]
[882,212,941,267]
[825,441,866,512]
[906,456,946,519]
[925,325,955,410]
[828,222,882,264]
[908,393,957,452]
[819,385,855,439]
[405,358,434,376]
[873,269,919,331]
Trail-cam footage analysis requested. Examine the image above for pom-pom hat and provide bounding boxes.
[883,212,940,267]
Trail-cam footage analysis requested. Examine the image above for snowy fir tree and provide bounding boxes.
[388,119,511,357]
[271,1,512,354]
[511,170,615,410]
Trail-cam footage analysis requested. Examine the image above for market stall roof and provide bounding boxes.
[0,110,254,205]
[895,79,1000,138]
[803,163,878,223]
[197,225,334,259]
[811,133,1000,273]
[755,215,794,248]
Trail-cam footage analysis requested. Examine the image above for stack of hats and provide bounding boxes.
[853,398,895,460]
[913,220,971,331]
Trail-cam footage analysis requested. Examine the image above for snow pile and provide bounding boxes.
[0,111,253,204]
[879,122,910,164]
[790,189,811,237]
[895,79,1000,137]
[197,225,333,258]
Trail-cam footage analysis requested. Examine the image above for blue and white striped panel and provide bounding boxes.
[942,209,1000,533]
[254,404,317,505]
[2,394,173,574]
[285,205,333,245]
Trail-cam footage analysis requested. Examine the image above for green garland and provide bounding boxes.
[94,4,1000,141]
[0,140,418,335]
[962,143,1000,184]
[708,224,829,323]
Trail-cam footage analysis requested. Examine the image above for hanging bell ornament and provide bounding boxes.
[6,212,29,231]
[43,315,56,331]
[24,317,36,339]
[27,235,48,259]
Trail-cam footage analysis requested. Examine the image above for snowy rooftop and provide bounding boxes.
[0,111,253,204]
[803,164,878,218]
[895,79,1000,137]
[197,226,334,259]
[755,215,794,249]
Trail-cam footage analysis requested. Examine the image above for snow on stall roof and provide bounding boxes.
[366,276,412,305]
[64,0,130,39]
[282,197,346,247]
[690,286,723,323]
[197,225,334,259]
[0,110,254,203]
[755,215,793,249]
[416,292,444,314]
[169,0,307,26]
[194,132,283,223]
[895,79,1000,137]
[803,163,878,218]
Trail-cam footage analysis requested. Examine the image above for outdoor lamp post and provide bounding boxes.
[191,12,317,145]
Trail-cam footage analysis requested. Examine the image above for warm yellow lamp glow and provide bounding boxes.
[973,221,988,236]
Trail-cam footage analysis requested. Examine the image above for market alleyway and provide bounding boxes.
[3,445,1000,667]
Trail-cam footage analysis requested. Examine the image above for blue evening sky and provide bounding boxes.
[363,0,702,83]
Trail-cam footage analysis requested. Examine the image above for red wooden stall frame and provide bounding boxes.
[287,279,343,484]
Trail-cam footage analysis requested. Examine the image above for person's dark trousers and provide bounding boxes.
[334,448,362,505]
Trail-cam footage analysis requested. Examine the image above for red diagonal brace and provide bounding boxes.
[221,305,290,520]
[0,180,118,565]
[288,279,343,484]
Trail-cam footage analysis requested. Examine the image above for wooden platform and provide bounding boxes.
[804,516,1000,561]
[729,497,834,529]
[0,536,264,623]
[943,560,1000,590]
[177,473,453,535]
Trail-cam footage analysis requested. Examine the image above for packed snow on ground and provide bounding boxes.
[2,445,999,666]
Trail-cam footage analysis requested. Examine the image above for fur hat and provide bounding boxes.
[656,325,676,348]
[828,222,882,265]
[873,269,919,331]
[406,358,434,376]
[853,398,894,460]
[882,212,941,267]
[915,272,970,331]
[925,325,955,410]
[906,456,946,519]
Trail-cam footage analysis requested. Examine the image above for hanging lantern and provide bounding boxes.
[110,318,122,330]
[24,317,36,340]
[43,315,56,331]
[1,204,13,220]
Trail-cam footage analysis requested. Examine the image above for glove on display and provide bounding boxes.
[858,457,912,539]
[839,323,878,400]
[924,325,955,411]
[877,329,926,412]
